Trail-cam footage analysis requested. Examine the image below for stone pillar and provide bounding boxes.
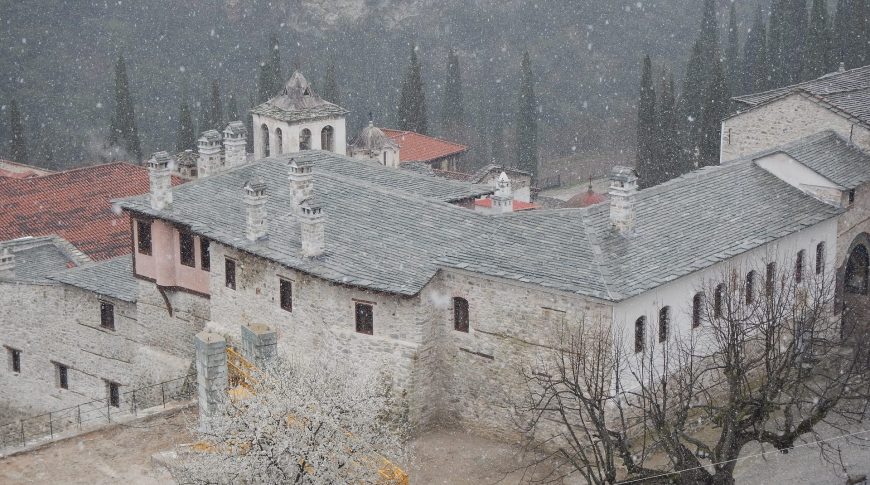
[195,332,227,424]
[288,158,314,216]
[608,166,638,235]
[240,324,277,367]
[243,177,268,242]
[300,198,325,257]
[197,130,223,177]
[148,152,173,210]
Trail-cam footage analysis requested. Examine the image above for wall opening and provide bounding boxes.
[261,124,270,157]
[321,126,335,152]
[300,129,312,151]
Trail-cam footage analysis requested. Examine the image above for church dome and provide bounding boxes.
[350,121,398,152]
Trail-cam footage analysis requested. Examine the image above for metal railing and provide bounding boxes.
[0,373,196,450]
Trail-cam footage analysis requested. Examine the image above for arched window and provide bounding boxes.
[634,317,645,353]
[299,128,312,150]
[745,271,756,305]
[261,124,270,157]
[714,284,725,318]
[766,262,777,297]
[321,126,335,152]
[275,127,283,155]
[658,307,670,342]
[453,297,469,332]
[795,250,806,283]
[816,242,825,275]
[846,244,869,295]
[692,292,704,328]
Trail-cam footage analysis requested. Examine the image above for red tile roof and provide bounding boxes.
[566,189,608,208]
[474,198,539,211]
[381,129,468,163]
[0,159,54,179]
[0,163,183,260]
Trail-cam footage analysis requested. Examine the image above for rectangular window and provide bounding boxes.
[225,258,236,289]
[200,238,211,272]
[453,297,469,332]
[816,242,825,275]
[107,381,120,408]
[179,231,195,267]
[56,363,69,389]
[766,262,777,297]
[355,302,374,335]
[136,220,152,255]
[849,189,856,204]
[7,347,21,373]
[795,250,805,283]
[279,279,293,312]
[100,301,115,330]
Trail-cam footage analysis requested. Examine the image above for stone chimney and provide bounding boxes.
[148,151,173,210]
[288,158,314,216]
[608,166,638,235]
[223,121,247,168]
[243,177,268,242]
[197,130,223,178]
[491,171,514,213]
[299,197,325,257]
[0,247,15,279]
[839,62,846,73]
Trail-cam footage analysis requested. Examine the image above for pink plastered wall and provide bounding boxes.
[133,218,210,295]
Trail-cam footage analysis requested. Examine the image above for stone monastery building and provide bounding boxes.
[3,67,870,438]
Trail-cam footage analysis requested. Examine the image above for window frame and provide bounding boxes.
[766,262,777,297]
[200,238,211,272]
[453,297,470,333]
[692,292,704,328]
[279,278,293,312]
[107,381,120,408]
[714,284,725,318]
[225,258,237,290]
[7,346,21,373]
[815,242,825,275]
[179,231,196,267]
[355,302,374,335]
[658,307,670,343]
[795,250,806,283]
[634,316,646,353]
[56,362,69,389]
[136,219,152,255]
[745,271,756,305]
[100,301,115,331]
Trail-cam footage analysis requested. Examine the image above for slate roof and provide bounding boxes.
[250,72,349,123]
[732,65,870,125]
[755,131,870,189]
[49,256,138,302]
[0,236,91,284]
[115,150,842,302]
[0,163,185,260]
[382,129,468,163]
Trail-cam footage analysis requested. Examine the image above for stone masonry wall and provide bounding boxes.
[721,94,870,162]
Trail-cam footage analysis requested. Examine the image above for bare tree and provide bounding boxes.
[518,260,870,484]
[168,354,408,484]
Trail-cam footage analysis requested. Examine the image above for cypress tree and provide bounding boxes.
[804,0,832,80]
[197,99,209,136]
[246,92,255,153]
[681,40,705,169]
[768,0,786,87]
[208,80,224,131]
[743,6,769,93]
[176,99,195,152]
[8,100,27,164]
[832,0,870,69]
[515,51,538,181]
[657,74,681,183]
[441,48,465,143]
[257,63,272,103]
[111,56,142,161]
[636,55,657,189]
[769,0,809,87]
[321,61,340,105]
[268,34,283,95]
[725,2,741,95]
[397,44,428,134]
[699,0,719,70]
[491,115,505,166]
[227,94,239,122]
[700,59,730,167]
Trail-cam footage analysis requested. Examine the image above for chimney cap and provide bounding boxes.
[198,130,222,144]
[609,166,638,183]
[289,157,315,172]
[223,121,247,137]
[299,196,323,213]
[243,177,267,196]
[148,151,172,168]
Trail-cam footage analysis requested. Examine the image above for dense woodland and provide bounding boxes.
[1,0,867,178]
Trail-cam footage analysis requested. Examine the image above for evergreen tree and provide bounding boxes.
[246,92,255,153]
[397,44,428,134]
[743,5,769,93]
[636,55,657,189]
[8,100,27,164]
[198,98,209,136]
[176,99,195,152]
[440,48,465,143]
[110,56,142,161]
[321,61,340,105]
[700,59,730,167]
[491,116,505,166]
[769,0,808,87]
[515,51,538,181]
[657,74,681,184]
[267,34,283,94]
[832,0,870,69]
[208,80,224,131]
[803,0,832,80]
[725,2,741,95]
[681,40,705,170]
[698,0,719,70]
[227,94,239,122]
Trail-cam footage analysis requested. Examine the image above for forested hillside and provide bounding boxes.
[0,0,766,169]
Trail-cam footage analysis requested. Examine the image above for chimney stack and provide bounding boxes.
[608,166,638,235]
[299,198,325,257]
[288,158,314,216]
[243,177,268,242]
[148,151,173,210]
[223,121,248,168]
[197,130,223,177]
[0,247,15,279]
[839,62,846,73]
[491,172,514,213]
